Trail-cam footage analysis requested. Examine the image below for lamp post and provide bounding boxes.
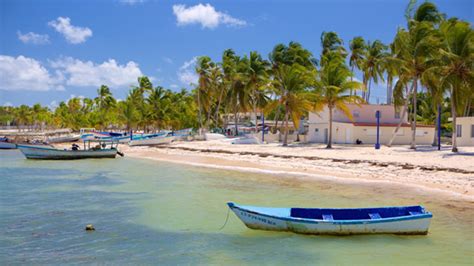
[437,104,441,151]
[375,110,381,149]
[261,112,265,143]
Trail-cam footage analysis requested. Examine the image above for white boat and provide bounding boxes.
[228,202,432,235]
[232,136,261,144]
[17,143,121,160]
[0,141,16,149]
[205,133,226,140]
[46,134,81,143]
[128,135,175,146]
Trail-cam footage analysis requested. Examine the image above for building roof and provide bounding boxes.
[349,122,434,128]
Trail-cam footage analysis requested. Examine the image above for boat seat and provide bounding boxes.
[322,214,334,221]
[368,213,382,219]
[409,211,422,215]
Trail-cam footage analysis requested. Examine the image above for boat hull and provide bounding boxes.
[228,203,432,235]
[0,141,17,149]
[128,136,175,146]
[46,135,81,143]
[17,145,118,160]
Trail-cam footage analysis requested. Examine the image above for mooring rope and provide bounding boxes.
[218,207,231,230]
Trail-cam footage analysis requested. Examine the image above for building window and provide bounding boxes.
[394,111,400,119]
[471,125,474,138]
[353,110,360,118]
[456,125,462,137]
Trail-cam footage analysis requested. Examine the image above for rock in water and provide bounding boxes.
[85,224,95,231]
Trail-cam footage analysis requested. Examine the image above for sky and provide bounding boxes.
[0,0,472,108]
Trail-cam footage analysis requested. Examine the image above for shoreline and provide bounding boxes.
[120,141,474,202]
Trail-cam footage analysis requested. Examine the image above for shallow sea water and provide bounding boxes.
[0,149,473,265]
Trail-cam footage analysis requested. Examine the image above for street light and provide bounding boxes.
[375,110,381,149]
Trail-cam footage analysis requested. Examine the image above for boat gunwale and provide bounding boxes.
[228,202,433,225]
[17,144,117,152]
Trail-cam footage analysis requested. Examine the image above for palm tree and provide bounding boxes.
[246,51,270,131]
[147,86,171,130]
[321,31,346,56]
[224,54,250,135]
[316,52,364,148]
[271,64,317,146]
[195,56,214,132]
[349,37,366,96]
[433,18,473,152]
[361,40,387,102]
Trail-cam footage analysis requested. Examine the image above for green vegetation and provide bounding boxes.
[1,1,472,152]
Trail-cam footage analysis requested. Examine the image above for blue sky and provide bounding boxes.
[0,0,472,108]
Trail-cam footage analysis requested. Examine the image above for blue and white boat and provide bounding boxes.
[228,202,432,235]
[17,140,123,160]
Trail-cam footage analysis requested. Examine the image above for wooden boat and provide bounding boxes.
[205,133,226,140]
[228,202,432,235]
[46,134,81,143]
[17,140,122,160]
[231,136,261,144]
[128,135,175,146]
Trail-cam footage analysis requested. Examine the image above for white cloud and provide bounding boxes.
[163,57,173,64]
[50,57,143,88]
[0,55,63,91]
[178,57,198,85]
[119,0,145,5]
[17,31,50,45]
[172,4,246,29]
[48,17,92,44]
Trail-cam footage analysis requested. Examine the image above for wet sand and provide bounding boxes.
[118,141,474,201]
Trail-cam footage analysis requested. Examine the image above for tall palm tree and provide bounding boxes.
[349,36,367,96]
[224,54,250,135]
[316,52,364,148]
[271,64,317,146]
[433,18,473,152]
[246,51,270,131]
[321,31,346,56]
[195,56,214,132]
[361,40,387,102]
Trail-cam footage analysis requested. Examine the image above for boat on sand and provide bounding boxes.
[228,202,432,235]
[128,135,175,146]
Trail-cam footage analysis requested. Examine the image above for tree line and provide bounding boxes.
[1,1,472,152]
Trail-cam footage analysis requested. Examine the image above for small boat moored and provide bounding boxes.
[0,137,17,149]
[17,139,123,160]
[228,202,432,235]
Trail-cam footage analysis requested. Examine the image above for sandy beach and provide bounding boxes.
[116,140,474,201]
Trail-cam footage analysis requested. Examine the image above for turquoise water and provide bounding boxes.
[0,150,473,265]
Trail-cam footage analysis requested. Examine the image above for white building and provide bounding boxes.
[454,117,474,146]
[307,104,435,145]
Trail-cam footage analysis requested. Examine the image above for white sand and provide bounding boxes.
[120,141,474,201]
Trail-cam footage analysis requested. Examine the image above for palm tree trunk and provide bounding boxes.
[410,79,418,149]
[350,65,354,96]
[387,85,413,147]
[387,75,393,105]
[367,77,372,103]
[327,106,333,149]
[283,103,289,146]
[274,107,281,134]
[432,106,439,146]
[197,89,203,135]
[451,87,458,152]
[234,107,238,136]
[214,88,225,127]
